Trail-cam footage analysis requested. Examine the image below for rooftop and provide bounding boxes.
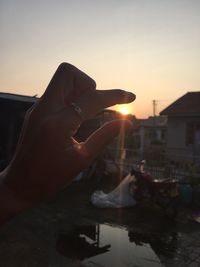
[0,92,38,103]
[139,116,168,127]
[160,91,200,116]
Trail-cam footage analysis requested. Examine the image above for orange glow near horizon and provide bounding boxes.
[0,2,199,119]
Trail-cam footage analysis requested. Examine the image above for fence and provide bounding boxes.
[103,147,200,182]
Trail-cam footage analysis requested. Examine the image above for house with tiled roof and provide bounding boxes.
[160,92,200,165]
[0,92,37,169]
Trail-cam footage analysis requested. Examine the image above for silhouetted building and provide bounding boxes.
[0,92,37,169]
[160,91,200,164]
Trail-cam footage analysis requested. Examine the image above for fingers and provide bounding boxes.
[57,89,136,135]
[75,89,136,120]
[84,120,133,159]
[35,63,136,139]
[40,62,96,113]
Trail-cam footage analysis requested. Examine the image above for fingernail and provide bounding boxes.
[127,92,136,101]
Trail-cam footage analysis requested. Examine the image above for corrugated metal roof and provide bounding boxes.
[160,92,200,116]
[0,92,38,103]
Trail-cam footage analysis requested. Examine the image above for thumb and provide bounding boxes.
[84,119,133,159]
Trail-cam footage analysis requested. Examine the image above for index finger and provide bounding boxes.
[75,89,136,120]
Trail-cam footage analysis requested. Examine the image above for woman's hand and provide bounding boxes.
[0,63,135,223]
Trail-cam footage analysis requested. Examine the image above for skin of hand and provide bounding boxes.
[0,63,136,222]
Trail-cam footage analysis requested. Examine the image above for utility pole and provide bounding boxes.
[152,100,158,143]
[152,99,157,117]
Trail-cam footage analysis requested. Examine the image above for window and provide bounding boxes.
[186,122,200,145]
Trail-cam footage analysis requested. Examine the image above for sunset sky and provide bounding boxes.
[0,0,199,118]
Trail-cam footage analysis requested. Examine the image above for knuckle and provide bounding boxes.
[88,78,96,90]
[58,63,96,90]
[115,89,125,96]
[57,62,75,73]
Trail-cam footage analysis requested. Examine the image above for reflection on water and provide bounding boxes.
[56,224,178,267]
[57,225,110,261]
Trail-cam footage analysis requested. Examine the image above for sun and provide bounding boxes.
[118,105,131,116]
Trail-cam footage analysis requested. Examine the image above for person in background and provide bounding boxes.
[0,62,136,225]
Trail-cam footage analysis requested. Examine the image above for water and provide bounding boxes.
[56,224,178,267]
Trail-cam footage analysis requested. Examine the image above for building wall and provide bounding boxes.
[166,116,200,163]
[166,117,185,148]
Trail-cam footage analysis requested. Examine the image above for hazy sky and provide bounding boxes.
[0,0,200,118]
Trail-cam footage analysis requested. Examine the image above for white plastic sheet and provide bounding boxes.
[91,174,136,208]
